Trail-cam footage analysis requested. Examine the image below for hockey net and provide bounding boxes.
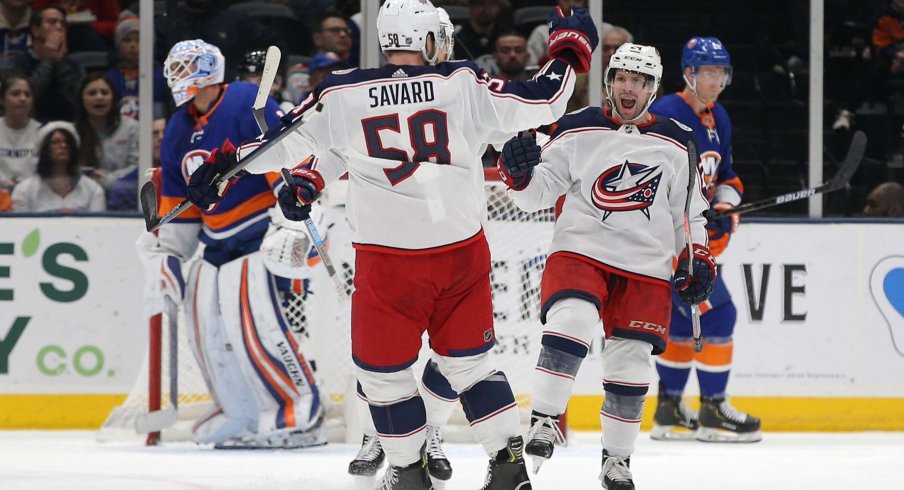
[98,171,559,444]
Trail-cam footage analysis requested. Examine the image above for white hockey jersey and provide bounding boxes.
[241,59,575,253]
[511,107,709,284]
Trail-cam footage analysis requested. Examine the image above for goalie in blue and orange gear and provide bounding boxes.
[650,36,762,443]
[138,39,330,449]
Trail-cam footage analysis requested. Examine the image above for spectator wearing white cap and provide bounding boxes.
[11,120,105,212]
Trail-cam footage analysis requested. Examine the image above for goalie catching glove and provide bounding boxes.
[673,244,717,305]
[276,167,324,222]
[187,139,239,211]
[498,130,541,191]
[547,6,599,74]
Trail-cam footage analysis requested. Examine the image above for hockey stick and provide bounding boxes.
[279,168,348,299]
[248,47,347,299]
[136,298,180,434]
[705,130,867,221]
[683,140,704,353]
[140,80,323,232]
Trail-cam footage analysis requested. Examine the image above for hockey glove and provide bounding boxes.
[187,140,238,211]
[705,202,740,257]
[277,167,325,222]
[498,131,541,191]
[547,6,599,74]
[674,244,717,305]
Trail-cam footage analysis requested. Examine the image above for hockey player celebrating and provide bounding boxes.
[141,39,326,449]
[347,7,459,486]
[649,37,762,443]
[498,43,714,488]
[185,1,597,487]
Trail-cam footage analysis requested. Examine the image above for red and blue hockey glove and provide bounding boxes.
[674,244,717,305]
[547,6,599,74]
[277,167,325,222]
[498,131,541,191]
[187,139,238,211]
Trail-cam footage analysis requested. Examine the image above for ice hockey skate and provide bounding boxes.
[696,396,762,443]
[425,425,452,482]
[600,450,634,490]
[650,387,699,441]
[480,435,531,490]
[349,433,386,476]
[525,413,565,473]
[374,446,432,490]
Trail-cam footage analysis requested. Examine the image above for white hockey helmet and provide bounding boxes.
[604,43,663,122]
[377,0,442,65]
[164,39,225,107]
[436,7,455,61]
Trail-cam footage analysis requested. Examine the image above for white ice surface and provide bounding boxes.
[2,431,903,489]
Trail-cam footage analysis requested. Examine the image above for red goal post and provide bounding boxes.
[99,170,569,444]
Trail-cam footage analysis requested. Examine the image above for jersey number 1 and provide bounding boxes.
[362,110,451,186]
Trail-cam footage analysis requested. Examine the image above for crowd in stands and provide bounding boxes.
[0,0,899,217]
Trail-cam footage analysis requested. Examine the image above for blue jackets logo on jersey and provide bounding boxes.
[591,160,663,220]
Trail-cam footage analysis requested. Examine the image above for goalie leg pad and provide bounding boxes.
[184,260,258,443]
[600,338,653,457]
[420,358,459,428]
[532,297,598,416]
[218,254,323,437]
[356,365,427,467]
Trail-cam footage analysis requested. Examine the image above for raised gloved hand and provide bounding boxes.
[276,167,325,222]
[705,202,740,257]
[187,140,238,211]
[547,6,599,73]
[136,231,186,318]
[673,243,716,305]
[498,131,541,191]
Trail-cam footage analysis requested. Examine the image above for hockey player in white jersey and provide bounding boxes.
[185,1,597,487]
[139,39,326,449]
[347,8,459,485]
[498,43,715,489]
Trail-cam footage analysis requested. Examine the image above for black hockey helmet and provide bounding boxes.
[237,49,268,78]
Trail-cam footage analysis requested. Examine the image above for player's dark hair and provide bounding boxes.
[36,128,79,179]
[75,72,122,168]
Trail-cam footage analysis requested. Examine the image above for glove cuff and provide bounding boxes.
[496,156,531,191]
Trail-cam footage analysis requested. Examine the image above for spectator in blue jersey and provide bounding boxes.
[2,6,84,122]
[650,37,762,444]
[0,0,30,61]
[105,10,167,120]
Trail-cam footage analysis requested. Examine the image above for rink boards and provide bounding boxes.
[0,215,902,430]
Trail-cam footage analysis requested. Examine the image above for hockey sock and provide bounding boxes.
[459,372,520,456]
[600,389,646,458]
[655,339,694,397]
[694,301,737,398]
[421,359,459,428]
[366,391,428,467]
[532,338,587,416]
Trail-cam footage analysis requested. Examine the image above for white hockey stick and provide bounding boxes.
[136,298,180,434]
[252,47,348,299]
[683,140,703,353]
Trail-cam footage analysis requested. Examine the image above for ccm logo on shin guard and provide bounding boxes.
[628,320,666,335]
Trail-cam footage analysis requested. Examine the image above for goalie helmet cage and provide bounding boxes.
[98,171,570,445]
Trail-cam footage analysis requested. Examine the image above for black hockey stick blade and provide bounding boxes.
[706,130,868,222]
[825,130,867,191]
[139,180,161,232]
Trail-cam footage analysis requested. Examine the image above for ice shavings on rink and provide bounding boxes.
[2,431,903,489]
